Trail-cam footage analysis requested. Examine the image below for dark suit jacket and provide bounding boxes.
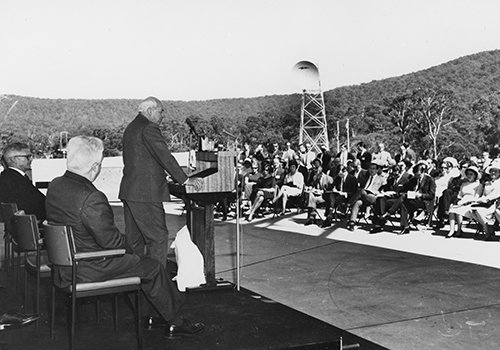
[401,174,436,201]
[119,114,188,202]
[381,172,412,193]
[332,173,358,200]
[46,171,132,287]
[0,168,46,220]
[357,151,372,170]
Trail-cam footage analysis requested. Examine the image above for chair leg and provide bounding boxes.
[71,294,76,350]
[50,285,55,339]
[113,295,118,331]
[96,298,101,324]
[35,268,40,329]
[136,291,142,350]
[23,266,28,312]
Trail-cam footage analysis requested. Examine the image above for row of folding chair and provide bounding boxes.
[0,203,143,350]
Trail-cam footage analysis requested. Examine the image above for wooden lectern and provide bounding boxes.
[169,151,235,286]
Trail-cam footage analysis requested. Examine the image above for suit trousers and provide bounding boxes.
[350,190,376,222]
[71,254,185,322]
[400,198,427,228]
[123,200,169,268]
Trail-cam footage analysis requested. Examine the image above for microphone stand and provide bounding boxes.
[235,157,242,291]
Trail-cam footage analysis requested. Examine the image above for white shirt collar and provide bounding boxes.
[9,167,26,177]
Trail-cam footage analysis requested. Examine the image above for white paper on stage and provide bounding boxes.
[170,225,206,291]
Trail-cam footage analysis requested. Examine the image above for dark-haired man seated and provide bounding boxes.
[346,162,385,231]
[369,162,411,233]
[304,159,333,226]
[0,142,46,221]
[381,163,436,235]
[321,165,358,228]
[46,136,204,338]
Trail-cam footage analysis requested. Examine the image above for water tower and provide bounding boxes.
[293,61,328,154]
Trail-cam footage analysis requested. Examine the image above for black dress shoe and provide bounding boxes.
[166,319,205,339]
[398,227,410,235]
[0,312,39,326]
[304,219,315,226]
[144,316,168,330]
[369,226,383,234]
[433,221,445,230]
[346,221,355,231]
[321,218,332,228]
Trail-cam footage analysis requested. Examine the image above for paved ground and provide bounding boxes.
[161,199,500,350]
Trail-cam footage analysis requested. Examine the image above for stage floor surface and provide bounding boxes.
[1,199,500,350]
[161,200,500,350]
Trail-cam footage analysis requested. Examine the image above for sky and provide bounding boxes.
[0,0,499,101]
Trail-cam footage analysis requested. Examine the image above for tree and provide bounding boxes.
[383,94,413,143]
[410,88,457,159]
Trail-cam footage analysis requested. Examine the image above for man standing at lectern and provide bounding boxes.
[119,96,202,269]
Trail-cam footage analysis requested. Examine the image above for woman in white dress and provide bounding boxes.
[446,166,482,238]
[469,161,500,240]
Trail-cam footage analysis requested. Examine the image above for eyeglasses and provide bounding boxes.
[13,154,33,160]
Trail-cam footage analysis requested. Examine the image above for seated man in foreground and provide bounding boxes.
[0,142,46,221]
[45,136,204,338]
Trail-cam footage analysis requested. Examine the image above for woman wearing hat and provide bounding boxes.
[446,166,483,238]
[468,160,500,240]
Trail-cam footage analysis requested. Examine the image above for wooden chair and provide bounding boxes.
[42,223,142,350]
[13,213,50,327]
[1,202,20,279]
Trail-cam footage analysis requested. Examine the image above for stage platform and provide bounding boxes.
[0,279,383,350]
[2,199,500,349]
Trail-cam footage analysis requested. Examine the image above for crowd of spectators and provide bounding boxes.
[236,140,500,241]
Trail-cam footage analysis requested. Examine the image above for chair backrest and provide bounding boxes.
[1,202,19,236]
[13,213,40,252]
[43,223,74,267]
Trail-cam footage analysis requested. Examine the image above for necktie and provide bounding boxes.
[415,178,420,191]
[340,177,344,191]
[365,176,372,190]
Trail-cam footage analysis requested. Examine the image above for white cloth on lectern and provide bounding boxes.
[170,225,206,291]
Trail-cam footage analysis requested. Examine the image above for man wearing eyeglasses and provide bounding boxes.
[0,142,46,221]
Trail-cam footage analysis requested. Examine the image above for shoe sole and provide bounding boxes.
[166,327,205,339]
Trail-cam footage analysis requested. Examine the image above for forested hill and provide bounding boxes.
[1,49,500,157]
[325,49,500,107]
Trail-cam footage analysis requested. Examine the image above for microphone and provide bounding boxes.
[185,118,199,137]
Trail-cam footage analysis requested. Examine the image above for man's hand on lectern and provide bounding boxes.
[185,177,203,191]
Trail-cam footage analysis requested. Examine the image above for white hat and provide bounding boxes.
[443,157,458,168]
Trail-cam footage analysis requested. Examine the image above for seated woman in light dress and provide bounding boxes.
[446,166,482,238]
[468,161,500,240]
[272,160,304,215]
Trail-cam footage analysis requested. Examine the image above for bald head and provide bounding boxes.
[138,96,164,124]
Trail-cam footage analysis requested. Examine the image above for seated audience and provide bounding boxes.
[346,162,386,231]
[356,142,372,170]
[245,161,277,222]
[272,160,304,216]
[446,166,483,238]
[434,159,463,229]
[468,161,500,240]
[336,143,355,167]
[372,142,392,167]
[0,142,46,221]
[370,162,412,233]
[304,159,333,226]
[382,163,436,235]
[281,141,296,167]
[46,136,204,338]
[321,165,358,227]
